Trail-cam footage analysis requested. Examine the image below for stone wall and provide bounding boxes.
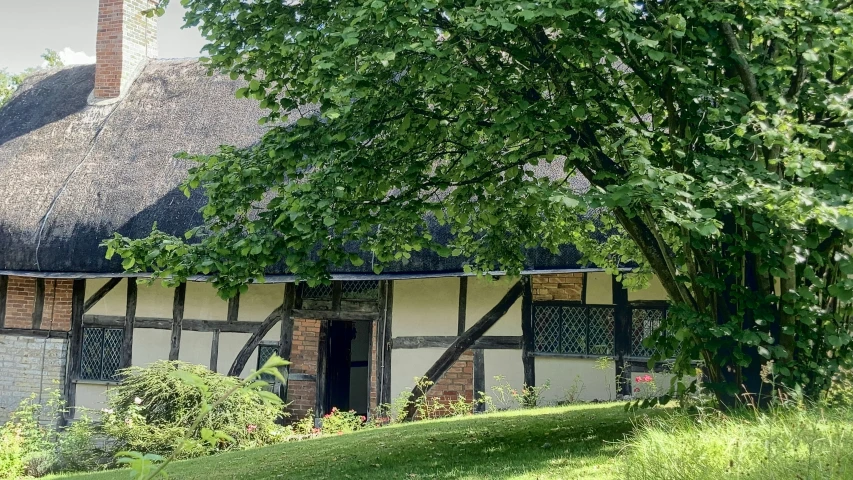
[0,334,67,423]
[531,273,584,301]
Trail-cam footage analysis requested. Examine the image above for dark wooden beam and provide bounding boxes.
[0,328,69,338]
[521,276,535,388]
[365,319,374,415]
[227,292,240,323]
[120,280,138,369]
[64,279,86,423]
[83,278,122,313]
[169,283,186,361]
[457,277,468,335]
[227,305,284,376]
[291,309,378,322]
[581,273,589,305]
[613,276,631,397]
[0,275,7,328]
[314,319,330,425]
[332,281,342,312]
[276,283,296,401]
[403,281,523,421]
[210,329,220,372]
[391,336,523,349]
[84,315,266,334]
[32,278,45,329]
[378,280,394,405]
[473,348,485,413]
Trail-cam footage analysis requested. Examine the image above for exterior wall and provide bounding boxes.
[628,275,667,302]
[585,272,613,305]
[0,335,67,423]
[4,277,73,330]
[537,357,618,403]
[465,277,522,334]
[393,278,458,336]
[286,318,320,416]
[531,273,583,301]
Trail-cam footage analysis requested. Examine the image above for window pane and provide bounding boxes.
[80,327,124,381]
[631,308,665,358]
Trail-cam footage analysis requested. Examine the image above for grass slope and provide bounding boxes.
[64,403,650,480]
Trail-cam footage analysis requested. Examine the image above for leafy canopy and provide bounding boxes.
[112,0,853,401]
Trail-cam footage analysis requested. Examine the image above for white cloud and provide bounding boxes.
[52,48,96,67]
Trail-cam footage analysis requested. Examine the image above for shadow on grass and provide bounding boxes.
[63,403,652,480]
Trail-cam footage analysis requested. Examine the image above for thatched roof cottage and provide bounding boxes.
[0,0,669,421]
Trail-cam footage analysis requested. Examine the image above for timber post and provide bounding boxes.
[63,279,86,423]
[377,280,393,406]
[169,282,186,361]
[613,276,631,396]
[520,276,535,389]
[120,279,137,369]
[276,283,296,400]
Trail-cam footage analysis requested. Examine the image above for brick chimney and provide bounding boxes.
[94,0,158,99]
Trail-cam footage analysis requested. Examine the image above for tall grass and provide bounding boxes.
[620,405,853,479]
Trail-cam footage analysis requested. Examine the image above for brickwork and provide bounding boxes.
[3,277,73,331]
[95,0,158,98]
[532,273,584,301]
[286,318,320,417]
[0,335,68,423]
[428,350,475,405]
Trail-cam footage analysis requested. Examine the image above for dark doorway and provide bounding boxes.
[324,321,371,414]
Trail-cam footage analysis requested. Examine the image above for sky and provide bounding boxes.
[0,0,207,72]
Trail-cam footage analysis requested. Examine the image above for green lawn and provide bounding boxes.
[62,403,652,480]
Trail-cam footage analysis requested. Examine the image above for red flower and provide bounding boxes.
[635,376,642,382]
[324,414,331,419]
[360,416,367,422]
[246,424,257,433]
[643,375,653,382]
[634,387,640,393]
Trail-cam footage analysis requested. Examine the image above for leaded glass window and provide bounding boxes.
[80,327,123,381]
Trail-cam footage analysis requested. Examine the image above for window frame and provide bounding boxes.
[531,301,616,358]
[531,301,670,360]
[79,326,124,382]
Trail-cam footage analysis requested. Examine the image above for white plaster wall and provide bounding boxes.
[238,284,285,322]
[628,275,668,302]
[179,330,214,367]
[393,278,458,336]
[136,282,176,318]
[85,278,128,316]
[184,282,229,320]
[217,332,256,377]
[536,357,618,403]
[466,277,522,335]
[76,383,110,414]
[131,328,171,367]
[586,272,613,305]
[483,350,525,396]
[390,347,444,401]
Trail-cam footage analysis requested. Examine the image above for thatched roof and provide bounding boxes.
[0,59,589,278]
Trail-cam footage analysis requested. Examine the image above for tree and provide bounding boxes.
[0,49,64,107]
[113,1,853,404]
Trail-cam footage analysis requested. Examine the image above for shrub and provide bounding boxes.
[320,408,366,434]
[0,391,102,478]
[102,361,288,459]
[620,405,853,480]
